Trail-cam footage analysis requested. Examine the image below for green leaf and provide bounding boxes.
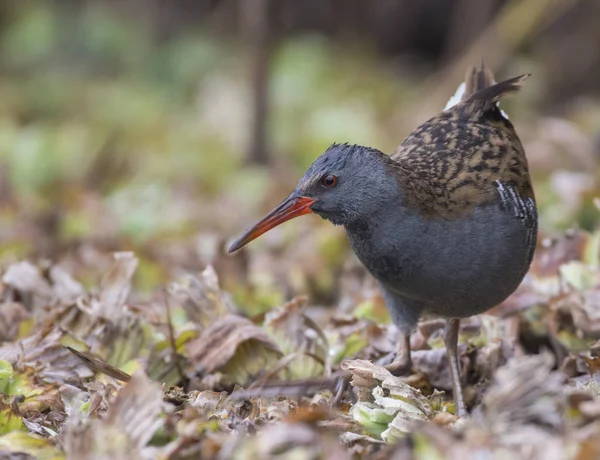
[0,432,65,459]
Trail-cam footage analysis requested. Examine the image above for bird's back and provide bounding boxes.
[390,66,534,221]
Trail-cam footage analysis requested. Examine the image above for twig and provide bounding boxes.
[162,288,186,383]
[64,346,131,382]
[242,0,272,164]
[228,376,340,400]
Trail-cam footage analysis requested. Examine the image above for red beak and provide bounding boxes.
[228,194,315,253]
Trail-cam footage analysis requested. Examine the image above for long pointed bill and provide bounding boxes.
[228,194,315,253]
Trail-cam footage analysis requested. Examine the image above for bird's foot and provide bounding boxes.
[331,371,353,407]
[381,330,412,376]
[384,356,412,376]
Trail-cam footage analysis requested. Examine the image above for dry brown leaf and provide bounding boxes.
[473,353,566,435]
[566,290,600,337]
[187,314,282,387]
[63,370,163,460]
[473,339,510,383]
[0,327,94,385]
[49,266,85,306]
[190,390,228,413]
[264,296,329,379]
[168,265,235,327]
[79,252,138,321]
[411,344,468,391]
[530,230,590,278]
[1,261,54,311]
[0,301,29,342]
[231,420,348,460]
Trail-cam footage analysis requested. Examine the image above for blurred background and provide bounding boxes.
[0,0,599,314]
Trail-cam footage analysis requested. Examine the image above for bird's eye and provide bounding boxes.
[322,174,337,187]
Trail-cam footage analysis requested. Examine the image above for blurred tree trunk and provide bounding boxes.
[443,0,499,63]
[242,0,272,165]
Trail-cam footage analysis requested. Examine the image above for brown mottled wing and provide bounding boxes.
[391,69,534,221]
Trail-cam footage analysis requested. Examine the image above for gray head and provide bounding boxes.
[296,143,400,225]
[228,143,399,252]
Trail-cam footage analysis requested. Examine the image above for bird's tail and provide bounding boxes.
[444,62,530,119]
[464,64,496,97]
[469,72,530,108]
[444,62,496,110]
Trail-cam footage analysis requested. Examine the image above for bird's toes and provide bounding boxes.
[384,359,412,377]
[330,371,352,406]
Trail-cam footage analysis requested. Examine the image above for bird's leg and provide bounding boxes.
[385,330,412,376]
[444,318,467,417]
[331,370,353,407]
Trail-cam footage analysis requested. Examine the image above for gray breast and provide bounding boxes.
[346,188,537,318]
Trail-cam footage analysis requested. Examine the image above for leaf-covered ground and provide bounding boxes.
[1,2,600,459]
[1,224,600,459]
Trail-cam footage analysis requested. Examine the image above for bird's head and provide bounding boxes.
[228,143,398,253]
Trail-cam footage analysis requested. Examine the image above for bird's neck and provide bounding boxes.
[344,215,372,238]
[339,155,405,233]
[343,187,405,239]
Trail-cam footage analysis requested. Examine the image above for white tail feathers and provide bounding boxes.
[443,82,466,111]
